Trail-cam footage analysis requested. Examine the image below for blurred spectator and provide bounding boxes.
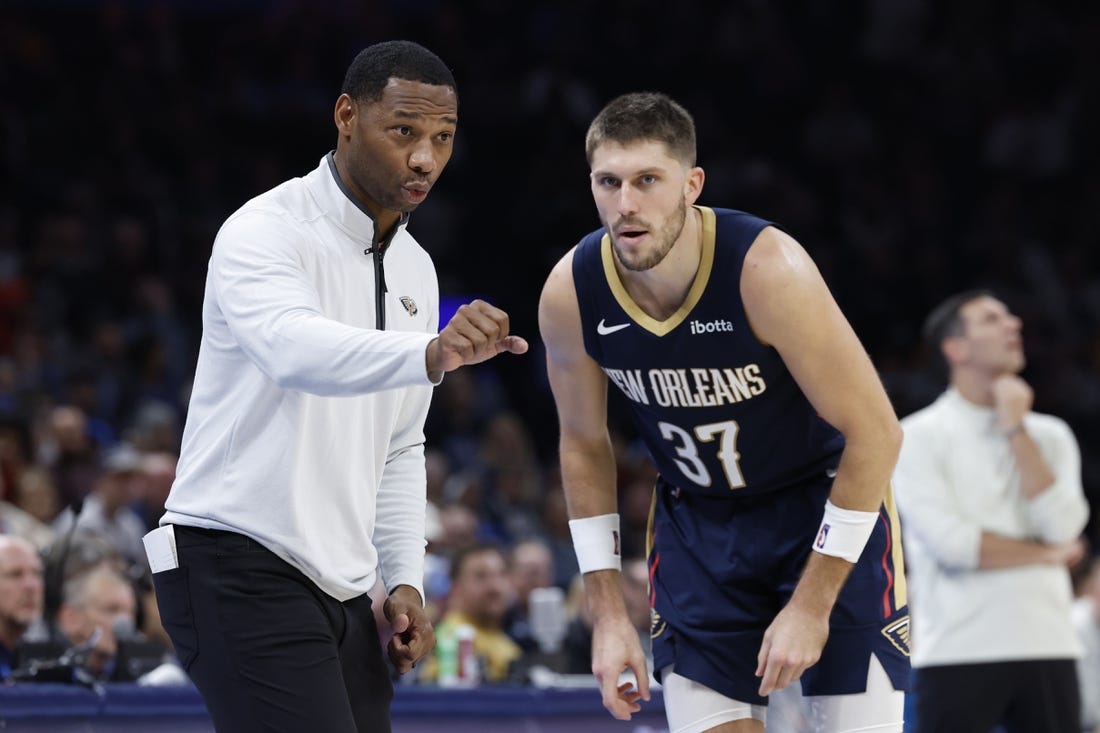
[0,534,44,680]
[55,563,140,681]
[131,450,176,532]
[62,366,117,450]
[124,401,181,455]
[423,502,481,611]
[537,481,580,590]
[441,468,484,515]
[0,416,33,503]
[12,465,61,528]
[0,493,55,551]
[37,405,101,509]
[53,443,147,570]
[1075,557,1100,732]
[478,412,544,544]
[418,543,521,684]
[560,572,590,675]
[432,502,480,558]
[503,538,556,653]
[41,526,132,632]
[424,447,450,508]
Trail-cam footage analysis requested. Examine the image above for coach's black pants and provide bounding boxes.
[153,525,393,733]
[910,658,1080,733]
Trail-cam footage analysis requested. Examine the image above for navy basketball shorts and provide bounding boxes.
[647,472,910,706]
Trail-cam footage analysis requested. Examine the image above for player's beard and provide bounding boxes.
[611,198,688,272]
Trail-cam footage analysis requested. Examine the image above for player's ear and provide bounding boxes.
[684,166,704,205]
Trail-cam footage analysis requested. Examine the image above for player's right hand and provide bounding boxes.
[591,613,651,720]
[426,299,528,376]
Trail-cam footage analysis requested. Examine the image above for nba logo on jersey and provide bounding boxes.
[816,524,830,549]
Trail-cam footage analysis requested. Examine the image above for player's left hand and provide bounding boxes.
[590,611,651,720]
[755,601,829,696]
[384,585,435,674]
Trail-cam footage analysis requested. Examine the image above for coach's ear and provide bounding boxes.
[334,93,357,139]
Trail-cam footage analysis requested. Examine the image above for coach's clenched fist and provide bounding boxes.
[426,299,528,378]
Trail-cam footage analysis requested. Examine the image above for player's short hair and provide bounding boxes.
[341,40,456,105]
[585,92,696,167]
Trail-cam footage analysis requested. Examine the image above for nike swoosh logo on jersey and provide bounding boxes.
[597,319,631,335]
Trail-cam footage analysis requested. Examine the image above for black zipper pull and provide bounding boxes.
[373,244,386,330]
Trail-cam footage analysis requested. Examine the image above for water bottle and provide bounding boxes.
[436,625,459,687]
[455,623,480,686]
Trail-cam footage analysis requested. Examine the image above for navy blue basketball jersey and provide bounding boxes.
[572,206,844,497]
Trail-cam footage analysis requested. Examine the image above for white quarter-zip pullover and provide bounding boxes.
[162,153,440,602]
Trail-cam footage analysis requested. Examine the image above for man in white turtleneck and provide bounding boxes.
[1074,558,1100,733]
[893,290,1089,733]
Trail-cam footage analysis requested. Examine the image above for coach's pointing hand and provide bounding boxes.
[426,299,528,378]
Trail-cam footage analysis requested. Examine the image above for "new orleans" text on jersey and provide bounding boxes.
[604,365,766,408]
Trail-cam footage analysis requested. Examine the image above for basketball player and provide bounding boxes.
[538,92,910,732]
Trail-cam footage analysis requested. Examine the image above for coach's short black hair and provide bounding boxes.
[341,40,456,105]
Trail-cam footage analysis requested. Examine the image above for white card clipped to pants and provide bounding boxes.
[143,525,179,573]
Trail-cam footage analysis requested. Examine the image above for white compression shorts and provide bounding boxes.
[662,655,904,733]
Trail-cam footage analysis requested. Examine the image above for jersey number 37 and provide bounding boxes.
[658,419,745,490]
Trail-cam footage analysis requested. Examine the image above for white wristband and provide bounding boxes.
[812,500,880,563]
[569,513,622,574]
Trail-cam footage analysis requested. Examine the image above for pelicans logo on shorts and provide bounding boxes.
[651,608,668,639]
[881,615,911,656]
[399,296,418,316]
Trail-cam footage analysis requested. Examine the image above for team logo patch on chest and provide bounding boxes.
[399,296,418,316]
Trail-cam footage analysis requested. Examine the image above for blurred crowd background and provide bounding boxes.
[1,0,1098,692]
